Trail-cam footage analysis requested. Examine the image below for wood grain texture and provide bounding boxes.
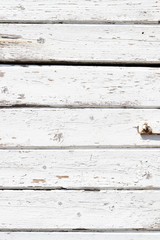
[1,232,160,240]
[0,109,160,148]
[0,149,160,189]
[1,66,160,108]
[0,190,159,230]
[0,24,160,64]
[0,0,159,23]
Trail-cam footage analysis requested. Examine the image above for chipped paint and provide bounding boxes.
[56,176,69,179]
[32,179,46,183]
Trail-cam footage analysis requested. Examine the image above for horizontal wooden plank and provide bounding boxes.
[1,66,160,108]
[0,109,160,148]
[0,149,160,189]
[0,24,160,64]
[0,190,159,230]
[0,0,160,23]
[1,232,160,240]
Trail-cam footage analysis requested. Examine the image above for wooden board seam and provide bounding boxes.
[0,188,160,191]
[0,21,160,24]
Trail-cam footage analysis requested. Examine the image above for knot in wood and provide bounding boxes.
[141,123,152,135]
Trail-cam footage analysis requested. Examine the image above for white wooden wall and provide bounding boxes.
[0,1,160,239]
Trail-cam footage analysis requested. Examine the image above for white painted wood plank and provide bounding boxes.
[0,149,160,189]
[0,190,159,229]
[0,24,160,64]
[1,66,160,108]
[1,232,160,240]
[1,109,160,148]
[0,0,159,23]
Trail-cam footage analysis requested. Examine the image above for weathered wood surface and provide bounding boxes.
[1,232,160,240]
[1,66,160,108]
[0,24,160,64]
[0,149,160,189]
[0,109,160,148]
[0,190,159,230]
[0,0,160,23]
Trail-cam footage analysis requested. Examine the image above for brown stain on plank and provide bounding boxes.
[0,34,35,45]
[56,176,69,179]
[0,71,5,77]
[0,39,33,45]
[32,179,46,183]
[18,94,25,99]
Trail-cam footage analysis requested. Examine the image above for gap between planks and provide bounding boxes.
[1,106,160,109]
[1,146,160,150]
[0,188,160,191]
[0,61,160,67]
[0,229,160,232]
[0,21,160,25]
